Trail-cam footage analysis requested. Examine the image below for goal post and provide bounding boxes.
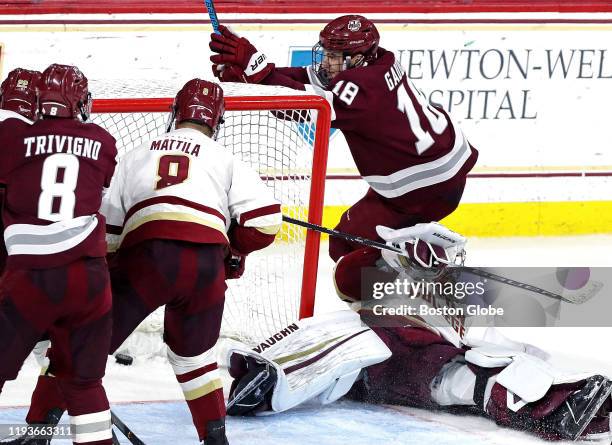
[90,83,332,350]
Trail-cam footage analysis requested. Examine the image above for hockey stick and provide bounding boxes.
[282,215,599,305]
[284,215,393,253]
[111,410,146,445]
[205,0,220,34]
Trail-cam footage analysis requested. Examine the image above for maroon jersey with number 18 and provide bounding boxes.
[0,118,117,269]
[264,47,478,205]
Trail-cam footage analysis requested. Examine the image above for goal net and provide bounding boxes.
[89,80,331,356]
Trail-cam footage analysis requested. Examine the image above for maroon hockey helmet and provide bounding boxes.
[39,64,91,120]
[313,15,380,85]
[320,15,380,61]
[0,68,42,121]
[172,78,225,133]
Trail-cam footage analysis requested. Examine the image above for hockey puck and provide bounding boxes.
[115,353,134,366]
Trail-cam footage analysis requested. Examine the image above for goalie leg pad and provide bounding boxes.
[461,340,612,441]
[430,358,477,406]
[317,368,362,405]
[486,375,612,440]
[226,310,391,415]
[466,344,595,406]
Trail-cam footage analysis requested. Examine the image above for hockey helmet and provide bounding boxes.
[0,68,42,121]
[313,15,380,86]
[172,78,225,134]
[39,64,92,120]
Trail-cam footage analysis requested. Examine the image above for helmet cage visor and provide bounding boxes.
[312,43,351,87]
[79,92,92,121]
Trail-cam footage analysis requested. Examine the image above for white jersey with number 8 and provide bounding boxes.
[102,127,281,252]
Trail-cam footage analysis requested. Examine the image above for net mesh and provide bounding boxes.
[89,81,327,355]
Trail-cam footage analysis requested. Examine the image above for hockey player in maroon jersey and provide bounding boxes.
[207,17,612,441]
[0,68,40,124]
[0,68,64,442]
[16,79,282,445]
[0,64,117,445]
[0,68,42,275]
[209,15,478,262]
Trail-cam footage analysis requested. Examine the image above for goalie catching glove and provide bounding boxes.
[376,222,466,274]
[209,25,274,84]
[225,310,391,415]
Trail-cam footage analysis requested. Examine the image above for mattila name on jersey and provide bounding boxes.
[150,138,201,157]
[24,135,103,160]
[384,60,405,92]
[253,323,299,354]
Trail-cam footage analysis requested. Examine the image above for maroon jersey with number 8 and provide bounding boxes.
[0,118,117,268]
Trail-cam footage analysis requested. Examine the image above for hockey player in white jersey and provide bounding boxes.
[104,78,281,444]
[227,222,612,442]
[16,78,282,445]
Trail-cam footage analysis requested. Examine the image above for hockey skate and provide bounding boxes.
[545,375,612,440]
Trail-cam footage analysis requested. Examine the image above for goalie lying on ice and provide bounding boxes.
[227,223,612,442]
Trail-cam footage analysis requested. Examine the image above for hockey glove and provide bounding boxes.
[376,222,466,273]
[225,249,246,280]
[209,25,274,84]
[211,63,247,83]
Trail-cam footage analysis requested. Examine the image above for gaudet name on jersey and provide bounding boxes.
[384,60,405,92]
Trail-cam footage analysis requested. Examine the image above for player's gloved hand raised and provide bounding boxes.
[209,25,274,84]
[211,63,247,83]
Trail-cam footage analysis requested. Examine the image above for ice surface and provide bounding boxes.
[2,237,612,444]
[0,401,588,445]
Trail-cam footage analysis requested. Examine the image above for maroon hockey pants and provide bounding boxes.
[25,240,228,441]
[330,177,466,261]
[108,240,227,357]
[0,188,6,275]
[0,257,113,445]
